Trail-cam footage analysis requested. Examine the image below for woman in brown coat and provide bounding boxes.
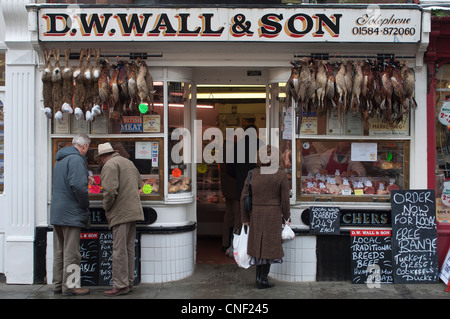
[241,145,291,289]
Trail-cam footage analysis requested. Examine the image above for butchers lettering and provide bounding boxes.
[42,11,341,39]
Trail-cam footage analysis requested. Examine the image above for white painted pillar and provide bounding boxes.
[1,0,37,284]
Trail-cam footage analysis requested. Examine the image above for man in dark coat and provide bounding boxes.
[226,124,263,205]
[50,133,91,296]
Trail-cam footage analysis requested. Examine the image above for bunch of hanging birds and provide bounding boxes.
[42,48,155,123]
[285,57,416,127]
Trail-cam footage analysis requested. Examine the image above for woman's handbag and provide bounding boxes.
[233,225,251,269]
[244,169,254,212]
[282,219,295,242]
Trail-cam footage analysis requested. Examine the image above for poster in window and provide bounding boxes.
[143,115,161,133]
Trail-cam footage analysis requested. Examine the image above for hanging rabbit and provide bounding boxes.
[61,49,74,115]
[51,49,64,123]
[90,48,103,119]
[84,49,95,122]
[42,49,53,119]
[73,49,86,120]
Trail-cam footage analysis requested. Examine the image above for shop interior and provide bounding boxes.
[195,84,267,264]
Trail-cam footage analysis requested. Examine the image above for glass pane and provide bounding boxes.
[0,53,5,87]
[297,139,408,200]
[168,82,192,194]
[435,64,450,198]
[287,60,411,137]
[54,138,162,199]
[103,80,163,135]
[275,82,292,194]
[0,99,4,194]
[46,54,163,135]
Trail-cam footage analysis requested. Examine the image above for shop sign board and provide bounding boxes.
[120,116,142,132]
[36,7,421,43]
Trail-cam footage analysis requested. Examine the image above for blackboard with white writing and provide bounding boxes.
[309,206,340,235]
[350,229,393,284]
[390,189,438,284]
[80,231,140,286]
[80,233,99,286]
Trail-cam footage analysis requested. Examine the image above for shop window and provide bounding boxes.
[284,59,411,138]
[53,137,163,200]
[49,53,168,200]
[282,59,414,202]
[53,81,164,135]
[296,139,409,202]
[0,53,5,87]
[50,52,163,135]
[0,99,4,194]
[435,64,450,200]
[273,82,293,194]
[168,82,192,194]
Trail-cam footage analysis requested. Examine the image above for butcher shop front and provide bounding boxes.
[0,2,431,284]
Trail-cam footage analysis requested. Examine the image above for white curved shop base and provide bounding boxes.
[269,236,317,282]
[140,231,195,283]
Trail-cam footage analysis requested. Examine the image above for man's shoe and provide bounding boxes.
[104,286,130,296]
[62,288,90,296]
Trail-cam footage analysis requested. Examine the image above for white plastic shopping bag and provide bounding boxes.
[282,222,295,242]
[233,225,251,269]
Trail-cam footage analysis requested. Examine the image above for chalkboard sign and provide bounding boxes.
[350,229,393,284]
[391,189,438,284]
[80,233,100,286]
[309,206,340,234]
[80,231,140,286]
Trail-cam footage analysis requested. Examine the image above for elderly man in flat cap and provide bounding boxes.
[96,142,144,296]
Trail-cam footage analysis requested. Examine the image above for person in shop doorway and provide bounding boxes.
[219,137,240,256]
[226,124,264,234]
[241,145,291,289]
[50,133,91,296]
[96,142,144,296]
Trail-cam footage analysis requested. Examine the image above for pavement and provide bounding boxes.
[0,263,449,301]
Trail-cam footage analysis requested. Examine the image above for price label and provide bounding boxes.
[142,184,153,194]
[172,168,182,178]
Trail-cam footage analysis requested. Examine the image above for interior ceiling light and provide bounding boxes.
[197,84,266,88]
[154,103,213,109]
[197,92,266,99]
